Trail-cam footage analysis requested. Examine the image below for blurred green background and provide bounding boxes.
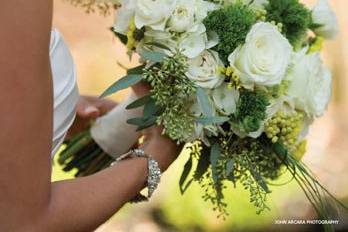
[52,0,348,231]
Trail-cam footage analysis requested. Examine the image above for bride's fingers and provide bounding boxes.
[76,97,100,119]
[131,82,151,97]
[77,96,118,118]
[67,96,117,139]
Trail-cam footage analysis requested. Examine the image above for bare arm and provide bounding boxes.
[0,2,179,232]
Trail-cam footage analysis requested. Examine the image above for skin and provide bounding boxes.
[0,1,180,232]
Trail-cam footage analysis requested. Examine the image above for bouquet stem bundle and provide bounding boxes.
[58,131,114,177]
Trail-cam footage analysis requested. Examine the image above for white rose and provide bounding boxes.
[286,50,332,117]
[179,24,219,58]
[168,0,217,33]
[195,0,218,21]
[312,0,339,39]
[134,0,177,31]
[168,0,196,33]
[212,84,239,115]
[228,22,292,89]
[186,50,225,89]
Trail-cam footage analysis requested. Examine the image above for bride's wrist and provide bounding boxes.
[140,136,180,172]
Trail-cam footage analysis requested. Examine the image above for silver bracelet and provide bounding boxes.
[110,149,161,203]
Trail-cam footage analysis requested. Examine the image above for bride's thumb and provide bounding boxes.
[76,97,100,119]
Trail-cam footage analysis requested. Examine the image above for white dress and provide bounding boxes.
[49,29,142,159]
[50,29,79,156]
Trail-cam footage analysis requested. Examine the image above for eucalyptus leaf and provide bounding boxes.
[272,142,288,159]
[100,74,143,98]
[127,64,146,75]
[179,155,193,195]
[136,116,157,131]
[196,87,213,117]
[226,159,234,177]
[126,117,146,126]
[251,169,271,193]
[143,99,161,118]
[126,95,152,110]
[140,51,167,63]
[210,143,221,184]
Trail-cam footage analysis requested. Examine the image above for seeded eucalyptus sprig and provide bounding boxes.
[143,53,197,142]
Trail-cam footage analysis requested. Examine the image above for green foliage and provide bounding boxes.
[100,74,142,98]
[204,3,257,63]
[196,87,214,117]
[139,50,167,63]
[265,0,311,47]
[222,136,283,214]
[194,136,283,216]
[143,53,196,142]
[233,90,269,133]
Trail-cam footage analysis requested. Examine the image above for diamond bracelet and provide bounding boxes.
[111,149,161,203]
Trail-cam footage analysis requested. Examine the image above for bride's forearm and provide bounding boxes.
[44,158,148,232]
[29,136,178,232]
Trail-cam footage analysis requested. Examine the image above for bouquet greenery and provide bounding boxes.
[59,0,346,229]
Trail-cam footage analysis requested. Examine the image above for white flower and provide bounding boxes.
[286,50,332,117]
[134,0,177,30]
[168,0,217,33]
[312,0,339,39]
[212,84,239,115]
[186,50,225,89]
[137,29,177,56]
[113,0,136,34]
[195,0,218,21]
[190,100,219,145]
[168,0,196,33]
[178,23,219,58]
[228,22,292,89]
[179,25,207,58]
[114,0,177,33]
[168,0,218,57]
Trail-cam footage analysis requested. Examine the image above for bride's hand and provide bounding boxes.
[67,95,117,138]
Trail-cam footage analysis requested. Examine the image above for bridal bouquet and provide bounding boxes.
[59,0,346,227]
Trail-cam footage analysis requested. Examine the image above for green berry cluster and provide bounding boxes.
[265,111,304,149]
[143,53,196,142]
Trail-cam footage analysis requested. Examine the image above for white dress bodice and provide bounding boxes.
[50,29,79,156]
